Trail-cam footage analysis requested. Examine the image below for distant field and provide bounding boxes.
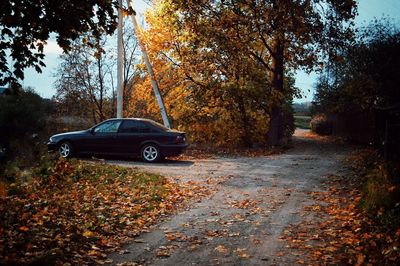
[294,115,311,129]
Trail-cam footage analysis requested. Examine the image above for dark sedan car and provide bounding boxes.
[48,118,188,162]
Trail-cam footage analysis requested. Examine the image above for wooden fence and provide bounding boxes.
[327,106,400,161]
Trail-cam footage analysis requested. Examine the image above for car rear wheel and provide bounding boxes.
[141,144,161,163]
[59,141,73,158]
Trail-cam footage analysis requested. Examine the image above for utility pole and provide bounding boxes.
[116,0,124,118]
[126,0,171,128]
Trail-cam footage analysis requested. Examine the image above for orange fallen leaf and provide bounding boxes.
[156,250,170,257]
[355,254,366,266]
[215,245,229,254]
[235,248,251,258]
[19,226,29,232]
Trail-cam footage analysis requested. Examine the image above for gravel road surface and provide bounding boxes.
[107,129,351,265]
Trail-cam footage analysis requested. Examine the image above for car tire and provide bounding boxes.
[141,144,161,163]
[58,141,73,158]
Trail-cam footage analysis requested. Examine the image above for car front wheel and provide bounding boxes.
[59,141,73,158]
[141,144,161,163]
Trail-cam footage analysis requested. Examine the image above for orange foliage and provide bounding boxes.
[125,1,274,148]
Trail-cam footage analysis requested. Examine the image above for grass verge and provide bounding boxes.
[0,157,209,265]
[294,115,311,129]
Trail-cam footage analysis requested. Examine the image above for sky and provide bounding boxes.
[20,0,400,102]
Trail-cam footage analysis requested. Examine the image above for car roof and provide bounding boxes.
[105,118,154,122]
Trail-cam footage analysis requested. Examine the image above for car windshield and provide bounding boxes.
[144,120,170,131]
[94,120,122,133]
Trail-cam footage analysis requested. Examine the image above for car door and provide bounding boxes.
[139,121,164,143]
[87,120,122,154]
[116,120,143,154]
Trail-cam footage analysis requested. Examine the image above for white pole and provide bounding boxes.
[126,0,171,128]
[116,0,124,118]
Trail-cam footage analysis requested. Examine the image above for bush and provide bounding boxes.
[0,88,53,168]
[310,113,332,135]
[349,149,400,218]
[362,164,399,213]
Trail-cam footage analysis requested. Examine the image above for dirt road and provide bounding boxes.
[107,129,351,265]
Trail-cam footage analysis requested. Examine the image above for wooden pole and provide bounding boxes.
[116,0,124,118]
[126,0,171,128]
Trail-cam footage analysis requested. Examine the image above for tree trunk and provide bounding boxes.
[237,95,252,148]
[97,57,105,121]
[267,34,285,147]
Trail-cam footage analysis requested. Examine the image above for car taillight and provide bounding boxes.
[175,135,185,144]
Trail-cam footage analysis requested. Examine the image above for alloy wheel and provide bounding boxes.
[59,143,71,158]
[142,145,159,162]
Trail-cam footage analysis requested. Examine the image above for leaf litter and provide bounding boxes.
[0,159,211,265]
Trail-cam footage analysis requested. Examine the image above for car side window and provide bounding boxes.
[94,121,122,133]
[119,120,140,133]
[139,122,159,133]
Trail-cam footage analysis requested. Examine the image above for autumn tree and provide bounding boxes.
[0,0,117,87]
[141,0,357,146]
[123,2,300,147]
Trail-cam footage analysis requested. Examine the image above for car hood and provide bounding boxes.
[51,130,88,139]
[168,129,185,134]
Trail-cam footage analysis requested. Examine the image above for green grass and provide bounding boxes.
[294,115,311,129]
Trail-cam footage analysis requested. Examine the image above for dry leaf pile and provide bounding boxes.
[0,159,209,265]
[282,173,400,265]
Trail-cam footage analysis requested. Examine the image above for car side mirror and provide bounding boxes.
[90,128,95,135]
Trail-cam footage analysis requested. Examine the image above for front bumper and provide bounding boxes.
[47,142,58,152]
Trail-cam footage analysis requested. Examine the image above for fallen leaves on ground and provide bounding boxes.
[234,248,251,259]
[176,145,284,161]
[0,158,210,265]
[214,245,229,254]
[281,171,400,265]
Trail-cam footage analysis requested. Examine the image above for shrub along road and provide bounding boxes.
[107,130,353,265]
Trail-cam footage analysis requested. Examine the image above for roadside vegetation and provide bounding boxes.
[0,89,53,168]
[283,148,400,264]
[297,19,400,264]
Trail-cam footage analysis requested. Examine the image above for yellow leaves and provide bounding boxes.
[214,245,229,254]
[87,250,99,256]
[234,248,251,259]
[312,205,321,211]
[83,230,94,238]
